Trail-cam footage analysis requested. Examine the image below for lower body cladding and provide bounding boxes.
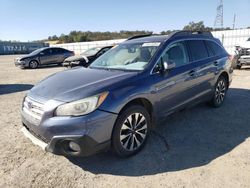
[21,109,118,156]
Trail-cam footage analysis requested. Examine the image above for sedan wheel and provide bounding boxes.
[29,60,38,69]
[112,105,151,157]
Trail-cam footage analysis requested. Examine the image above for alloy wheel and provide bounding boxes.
[120,113,147,151]
[215,80,226,104]
[30,61,38,69]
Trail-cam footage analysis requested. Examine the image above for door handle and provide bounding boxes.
[188,70,196,77]
[214,61,219,66]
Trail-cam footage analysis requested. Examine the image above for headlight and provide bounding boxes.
[55,92,109,116]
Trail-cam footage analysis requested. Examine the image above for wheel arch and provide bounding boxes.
[117,97,156,128]
[219,71,230,88]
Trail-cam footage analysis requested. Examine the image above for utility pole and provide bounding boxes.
[214,0,224,29]
[232,14,236,29]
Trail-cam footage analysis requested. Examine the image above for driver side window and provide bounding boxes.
[41,49,51,55]
[162,42,189,67]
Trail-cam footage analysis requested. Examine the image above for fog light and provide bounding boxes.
[69,141,81,152]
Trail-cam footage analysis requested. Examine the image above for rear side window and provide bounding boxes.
[205,41,214,57]
[206,41,225,56]
[187,40,208,61]
[52,48,65,54]
[61,48,68,53]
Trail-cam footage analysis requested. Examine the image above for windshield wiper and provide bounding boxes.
[89,66,138,72]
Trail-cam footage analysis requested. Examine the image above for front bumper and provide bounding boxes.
[21,108,118,156]
[14,60,29,68]
[62,62,71,67]
[239,56,250,65]
[62,61,81,67]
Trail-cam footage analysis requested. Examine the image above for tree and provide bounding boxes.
[50,30,153,43]
[161,30,180,35]
[183,21,213,32]
[51,35,58,40]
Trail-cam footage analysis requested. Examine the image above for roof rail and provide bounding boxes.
[169,31,213,39]
[126,34,153,41]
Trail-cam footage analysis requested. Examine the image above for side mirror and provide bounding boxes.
[40,52,44,56]
[161,58,175,72]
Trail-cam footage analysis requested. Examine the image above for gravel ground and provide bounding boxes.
[0,55,250,188]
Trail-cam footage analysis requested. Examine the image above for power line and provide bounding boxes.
[232,14,236,29]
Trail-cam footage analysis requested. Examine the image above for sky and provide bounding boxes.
[0,0,249,41]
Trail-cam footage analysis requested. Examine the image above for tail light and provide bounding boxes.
[228,55,234,62]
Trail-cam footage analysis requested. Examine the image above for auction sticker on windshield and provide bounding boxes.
[142,42,161,47]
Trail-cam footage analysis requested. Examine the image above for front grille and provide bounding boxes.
[23,124,50,143]
[23,97,45,123]
[240,48,250,56]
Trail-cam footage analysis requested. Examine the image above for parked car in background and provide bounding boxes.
[234,37,250,69]
[62,46,113,68]
[21,31,233,158]
[14,47,74,69]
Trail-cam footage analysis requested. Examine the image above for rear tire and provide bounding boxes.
[29,60,38,69]
[112,105,151,157]
[210,76,228,108]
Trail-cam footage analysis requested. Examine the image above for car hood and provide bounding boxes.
[28,67,137,103]
[23,54,36,59]
[64,55,88,62]
[15,54,35,61]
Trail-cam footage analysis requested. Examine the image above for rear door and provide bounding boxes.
[51,48,66,63]
[186,40,216,100]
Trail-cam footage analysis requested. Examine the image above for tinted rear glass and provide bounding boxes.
[205,41,214,57]
[206,41,225,56]
[188,40,208,61]
[52,48,65,54]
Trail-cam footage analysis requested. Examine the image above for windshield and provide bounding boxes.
[81,47,101,56]
[29,48,44,55]
[89,42,161,71]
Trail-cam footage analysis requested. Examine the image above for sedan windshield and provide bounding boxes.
[89,42,161,71]
[81,47,101,56]
[29,48,44,55]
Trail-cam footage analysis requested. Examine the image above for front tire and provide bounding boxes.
[112,105,151,157]
[29,60,38,69]
[236,64,242,69]
[210,76,228,108]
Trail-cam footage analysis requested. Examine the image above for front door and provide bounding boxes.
[150,41,200,116]
[39,49,53,65]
